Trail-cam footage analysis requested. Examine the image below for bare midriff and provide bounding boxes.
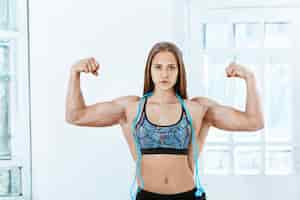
[136,154,195,194]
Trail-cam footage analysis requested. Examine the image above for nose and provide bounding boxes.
[161,68,169,77]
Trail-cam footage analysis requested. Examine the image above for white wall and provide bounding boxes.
[28,0,179,200]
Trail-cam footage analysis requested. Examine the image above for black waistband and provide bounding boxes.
[136,187,207,200]
[141,148,188,155]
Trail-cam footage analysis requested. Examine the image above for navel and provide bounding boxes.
[164,176,169,184]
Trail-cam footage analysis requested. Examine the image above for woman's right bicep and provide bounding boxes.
[67,96,139,127]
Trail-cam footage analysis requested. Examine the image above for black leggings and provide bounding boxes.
[136,187,206,200]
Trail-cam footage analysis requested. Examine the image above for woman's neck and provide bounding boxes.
[149,89,178,104]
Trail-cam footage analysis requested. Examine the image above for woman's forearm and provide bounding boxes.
[244,72,264,127]
[65,70,86,122]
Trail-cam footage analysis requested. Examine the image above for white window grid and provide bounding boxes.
[0,0,31,199]
[187,7,298,176]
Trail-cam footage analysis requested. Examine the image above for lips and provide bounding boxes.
[160,80,169,83]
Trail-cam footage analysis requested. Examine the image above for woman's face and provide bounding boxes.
[150,51,179,91]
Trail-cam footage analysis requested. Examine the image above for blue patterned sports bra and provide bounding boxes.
[135,95,192,155]
[129,91,206,200]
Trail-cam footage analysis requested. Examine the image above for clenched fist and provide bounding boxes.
[71,57,100,76]
[225,62,253,80]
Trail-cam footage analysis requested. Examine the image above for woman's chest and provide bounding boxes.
[121,101,204,142]
[120,98,207,164]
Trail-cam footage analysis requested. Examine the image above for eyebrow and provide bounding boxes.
[152,64,176,66]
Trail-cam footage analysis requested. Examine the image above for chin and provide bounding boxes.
[154,81,176,91]
[158,85,175,91]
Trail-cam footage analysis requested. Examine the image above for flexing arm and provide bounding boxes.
[191,63,264,131]
[65,57,139,127]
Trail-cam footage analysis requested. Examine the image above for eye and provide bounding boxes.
[153,65,161,69]
[169,65,176,70]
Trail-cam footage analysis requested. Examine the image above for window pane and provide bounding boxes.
[205,54,234,142]
[0,167,22,196]
[264,23,291,48]
[0,82,10,159]
[235,23,262,48]
[234,146,262,174]
[206,54,235,106]
[0,0,16,30]
[0,41,9,72]
[206,127,229,143]
[203,146,231,175]
[0,0,9,29]
[265,146,293,175]
[0,41,11,159]
[265,56,292,142]
[205,24,233,48]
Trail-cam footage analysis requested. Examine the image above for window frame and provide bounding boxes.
[187,5,298,176]
[0,0,32,199]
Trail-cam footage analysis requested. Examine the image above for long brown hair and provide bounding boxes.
[143,41,188,99]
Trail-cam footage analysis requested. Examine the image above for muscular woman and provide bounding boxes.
[65,41,264,200]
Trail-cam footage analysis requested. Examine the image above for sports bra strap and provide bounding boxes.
[176,93,205,197]
[129,96,146,199]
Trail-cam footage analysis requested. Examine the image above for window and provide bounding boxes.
[0,0,31,199]
[188,7,297,175]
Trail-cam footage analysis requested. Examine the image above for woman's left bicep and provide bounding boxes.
[191,96,257,131]
[208,104,260,131]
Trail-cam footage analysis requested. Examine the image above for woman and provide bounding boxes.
[65,41,264,200]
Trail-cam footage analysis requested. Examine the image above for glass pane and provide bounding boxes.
[206,54,234,142]
[265,56,292,142]
[207,54,235,105]
[264,23,291,48]
[0,86,11,158]
[205,24,233,48]
[0,167,22,196]
[203,146,231,175]
[265,146,293,175]
[235,23,262,48]
[0,0,16,30]
[206,127,229,143]
[0,41,11,159]
[0,0,9,29]
[0,41,9,72]
[234,146,262,174]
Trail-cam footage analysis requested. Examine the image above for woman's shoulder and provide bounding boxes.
[112,95,141,120]
[185,97,209,113]
[118,95,142,112]
[112,95,141,111]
